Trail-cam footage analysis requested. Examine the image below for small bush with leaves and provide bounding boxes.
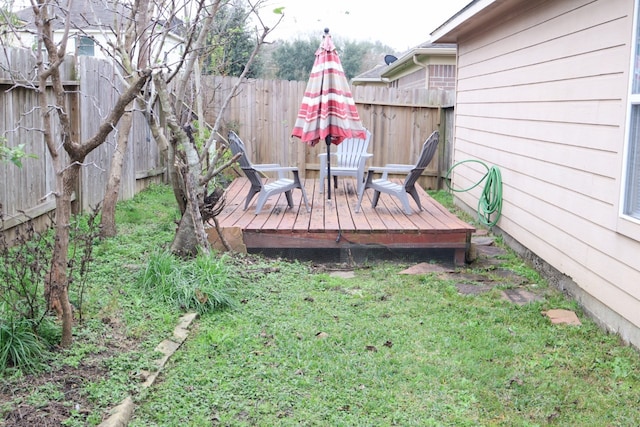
[0,217,53,330]
[0,207,99,373]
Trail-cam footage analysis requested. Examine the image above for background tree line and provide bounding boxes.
[205,2,396,81]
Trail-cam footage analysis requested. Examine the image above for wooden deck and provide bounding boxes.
[211,177,476,265]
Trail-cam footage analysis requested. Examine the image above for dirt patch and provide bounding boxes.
[0,316,138,427]
[1,364,105,426]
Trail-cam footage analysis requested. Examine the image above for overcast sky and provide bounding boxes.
[9,0,471,52]
[260,0,472,52]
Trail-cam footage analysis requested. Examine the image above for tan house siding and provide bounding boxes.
[438,0,640,345]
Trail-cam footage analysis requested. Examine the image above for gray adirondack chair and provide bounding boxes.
[318,129,373,195]
[228,131,310,215]
[356,130,439,215]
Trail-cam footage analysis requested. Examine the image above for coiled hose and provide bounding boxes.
[445,160,503,227]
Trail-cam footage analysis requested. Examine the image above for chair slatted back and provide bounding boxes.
[404,131,439,190]
[335,129,372,168]
[228,131,263,188]
[228,131,253,169]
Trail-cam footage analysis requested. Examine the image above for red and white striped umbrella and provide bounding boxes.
[291,29,366,199]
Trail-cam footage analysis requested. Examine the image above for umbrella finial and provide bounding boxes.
[324,28,330,36]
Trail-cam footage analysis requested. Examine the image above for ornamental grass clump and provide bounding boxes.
[139,250,236,314]
[0,315,47,374]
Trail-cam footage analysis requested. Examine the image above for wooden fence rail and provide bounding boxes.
[1,47,453,234]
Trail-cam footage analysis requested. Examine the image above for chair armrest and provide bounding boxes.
[381,163,413,170]
[253,163,284,171]
[368,164,414,179]
[317,153,338,159]
[356,153,374,168]
[254,165,298,179]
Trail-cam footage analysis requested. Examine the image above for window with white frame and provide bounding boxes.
[624,3,640,220]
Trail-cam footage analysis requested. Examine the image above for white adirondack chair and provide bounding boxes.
[318,129,373,195]
[228,131,310,215]
[356,131,439,215]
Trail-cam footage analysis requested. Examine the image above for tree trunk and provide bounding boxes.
[101,108,133,237]
[170,208,200,257]
[170,162,210,256]
[153,72,211,255]
[47,165,80,348]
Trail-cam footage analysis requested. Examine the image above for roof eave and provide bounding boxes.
[351,78,390,86]
[430,0,497,43]
[383,47,457,76]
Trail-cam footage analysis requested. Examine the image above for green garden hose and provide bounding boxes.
[445,160,503,227]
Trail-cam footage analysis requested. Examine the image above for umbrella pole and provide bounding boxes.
[326,135,331,200]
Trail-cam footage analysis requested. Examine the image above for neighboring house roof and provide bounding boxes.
[352,42,456,86]
[15,1,127,31]
[14,1,184,37]
[380,42,456,80]
[11,1,184,66]
[351,64,388,85]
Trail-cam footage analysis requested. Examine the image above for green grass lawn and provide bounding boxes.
[129,259,640,426]
[3,183,640,426]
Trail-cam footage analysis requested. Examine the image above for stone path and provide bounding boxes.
[98,312,199,427]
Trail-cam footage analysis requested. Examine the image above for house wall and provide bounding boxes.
[449,0,640,346]
[393,71,426,90]
[428,64,456,90]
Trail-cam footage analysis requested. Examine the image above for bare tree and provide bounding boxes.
[29,0,152,347]
[96,0,281,253]
[139,0,281,256]
[100,0,153,237]
[6,0,280,346]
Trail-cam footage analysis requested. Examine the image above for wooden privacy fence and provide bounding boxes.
[1,46,453,233]
[0,48,162,232]
[201,75,454,189]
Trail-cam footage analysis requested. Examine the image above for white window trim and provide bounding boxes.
[618,0,640,242]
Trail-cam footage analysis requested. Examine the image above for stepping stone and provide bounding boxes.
[501,289,543,305]
[477,244,508,257]
[542,309,582,325]
[456,283,494,295]
[472,236,495,246]
[399,262,455,275]
[491,268,528,285]
[453,272,492,282]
